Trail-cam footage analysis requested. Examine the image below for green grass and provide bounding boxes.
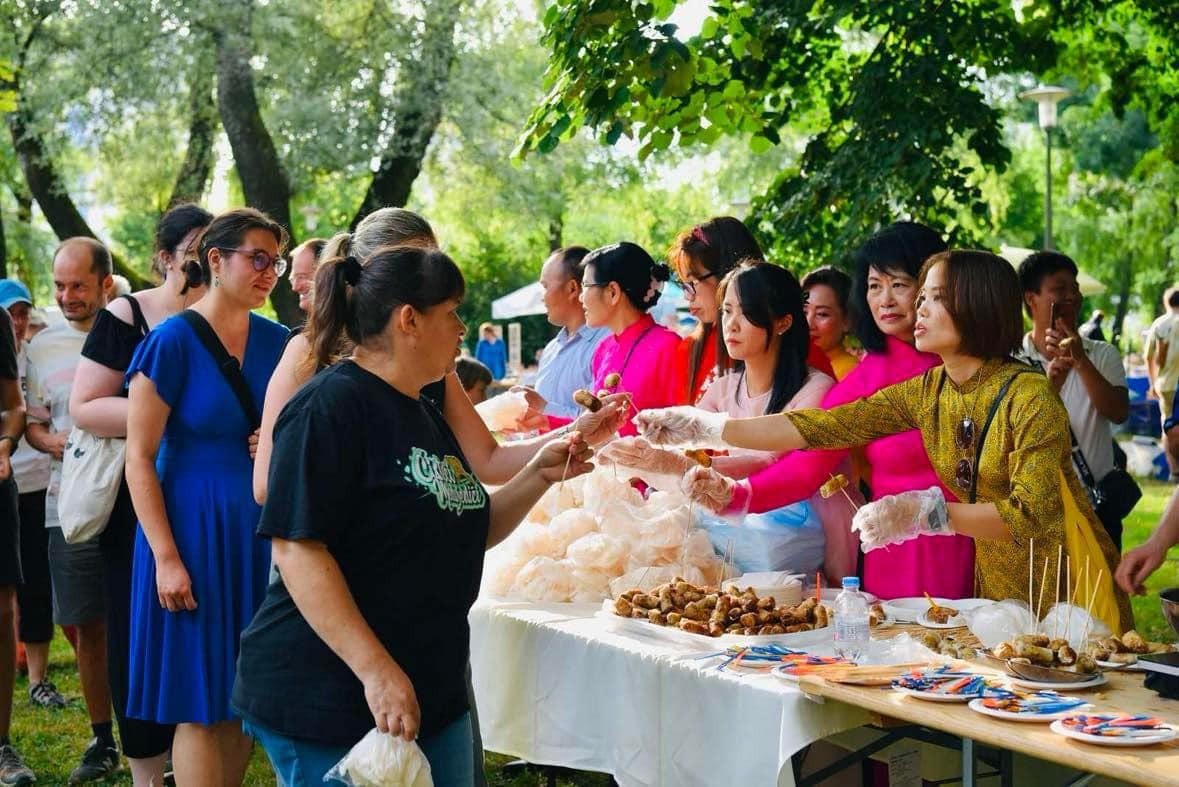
[10,481,1177,783]
[1123,479,1178,642]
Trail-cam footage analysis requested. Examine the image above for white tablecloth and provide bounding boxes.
[469,600,870,787]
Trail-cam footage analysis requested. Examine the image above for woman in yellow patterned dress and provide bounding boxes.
[637,250,1132,633]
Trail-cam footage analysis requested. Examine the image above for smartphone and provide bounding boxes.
[1049,300,1060,329]
[1139,651,1179,677]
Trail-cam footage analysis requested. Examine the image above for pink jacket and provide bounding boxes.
[549,315,681,436]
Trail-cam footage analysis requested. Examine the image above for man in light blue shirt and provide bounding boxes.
[533,246,609,419]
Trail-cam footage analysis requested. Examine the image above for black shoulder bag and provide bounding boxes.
[177,310,261,430]
[1018,356,1142,522]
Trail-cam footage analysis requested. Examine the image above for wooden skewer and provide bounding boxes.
[1036,548,1051,629]
[1028,538,1035,632]
[558,443,574,493]
[1082,567,1103,644]
[827,473,860,511]
[1065,556,1073,643]
[1061,544,1070,622]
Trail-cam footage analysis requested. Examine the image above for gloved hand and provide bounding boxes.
[634,407,730,450]
[571,401,625,447]
[597,437,693,476]
[680,465,737,513]
[851,486,951,551]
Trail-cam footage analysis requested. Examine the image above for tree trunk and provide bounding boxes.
[168,60,218,208]
[548,215,562,252]
[0,200,7,280]
[1111,254,1132,348]
[212,5,299,325]
[5,107,151,290]
[350,0,464,229]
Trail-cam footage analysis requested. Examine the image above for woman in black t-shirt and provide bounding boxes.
[232,247,594,787]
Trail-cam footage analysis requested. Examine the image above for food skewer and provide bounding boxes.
[1035,549,1051,628]
[1054,543,1062,631]
[1082,568,1103,645]
[1065,556,1073,643]
[1028,538,1034,633]
[821,473,859,511]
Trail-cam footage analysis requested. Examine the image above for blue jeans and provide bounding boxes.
[245,713,474,787]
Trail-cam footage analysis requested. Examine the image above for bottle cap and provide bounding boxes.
[841,577,860,589]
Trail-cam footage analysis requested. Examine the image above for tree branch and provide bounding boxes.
[350,0,464,227]
[168,55,218,207]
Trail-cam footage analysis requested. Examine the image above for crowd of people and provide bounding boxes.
[0,203,1174,786]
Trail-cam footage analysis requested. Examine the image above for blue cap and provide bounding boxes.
[0,280,32,309]
[841,577,860,588]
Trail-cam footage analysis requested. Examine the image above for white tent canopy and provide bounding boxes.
[491,281,689,320]
[1000,245,1106,296]
[492,282,546,319]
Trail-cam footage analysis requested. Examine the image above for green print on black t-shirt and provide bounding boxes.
[404,446,487,514]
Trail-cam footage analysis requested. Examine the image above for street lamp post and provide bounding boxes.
[1018,85,1071,249]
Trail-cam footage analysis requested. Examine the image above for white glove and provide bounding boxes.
[597,437,692,491]
[851,486,951,551]
[680,465,737,513]
[634,406,730,450]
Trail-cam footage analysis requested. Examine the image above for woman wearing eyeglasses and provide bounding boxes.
[124,208,290,784]
[638,250,1132,634]
[668,217,835,406]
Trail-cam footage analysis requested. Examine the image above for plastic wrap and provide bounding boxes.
[565,533,628,574]
[1038,603,1111,650]
[962,600,1036,648]
[510,557,576,602]
[474,390,530,432]
[547,509,598,554]
[325,728,433,787]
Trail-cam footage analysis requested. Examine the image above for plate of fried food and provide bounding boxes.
[883,595,991,625]
[988,632,1104,687]
[603,579,838,647]
[1087,630,1177,671]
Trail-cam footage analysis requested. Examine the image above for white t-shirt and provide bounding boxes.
[25,323,88,527]
[10,343,50,493]
[1020,334,1126,482]
[1146,312,1179,395]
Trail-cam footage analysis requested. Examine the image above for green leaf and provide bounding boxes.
[750,135,773,154]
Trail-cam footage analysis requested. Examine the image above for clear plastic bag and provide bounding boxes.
[324,727,433,787]
[474,390,529,432]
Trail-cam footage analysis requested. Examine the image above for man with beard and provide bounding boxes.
[25,238,118,782]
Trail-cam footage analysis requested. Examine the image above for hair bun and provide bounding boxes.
[341,255,363,285]
[651,262,671,283]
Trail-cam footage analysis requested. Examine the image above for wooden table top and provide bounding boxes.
[797,625,1179,786]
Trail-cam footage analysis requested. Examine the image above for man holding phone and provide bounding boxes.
[1017,251,1134,550]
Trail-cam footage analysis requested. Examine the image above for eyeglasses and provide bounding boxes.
[954,415,977,491]
[677,272,716,297]
[220,248,288,277]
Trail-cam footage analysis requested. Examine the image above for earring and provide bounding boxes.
[213,276,220,288]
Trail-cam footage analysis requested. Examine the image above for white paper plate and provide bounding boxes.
[892,685,981,703]
[1050,718,1178,747]
[883,597,992,623]
[1010,673,1107,691]
[1096,659,1145,672]
[968,697,1092,723]
[917,609,969,629]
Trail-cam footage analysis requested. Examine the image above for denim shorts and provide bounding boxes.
[244,712,474,787]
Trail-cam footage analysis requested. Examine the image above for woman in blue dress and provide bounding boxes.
[124,207,290,784]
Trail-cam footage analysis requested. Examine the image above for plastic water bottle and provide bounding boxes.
[832,576,870,662]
